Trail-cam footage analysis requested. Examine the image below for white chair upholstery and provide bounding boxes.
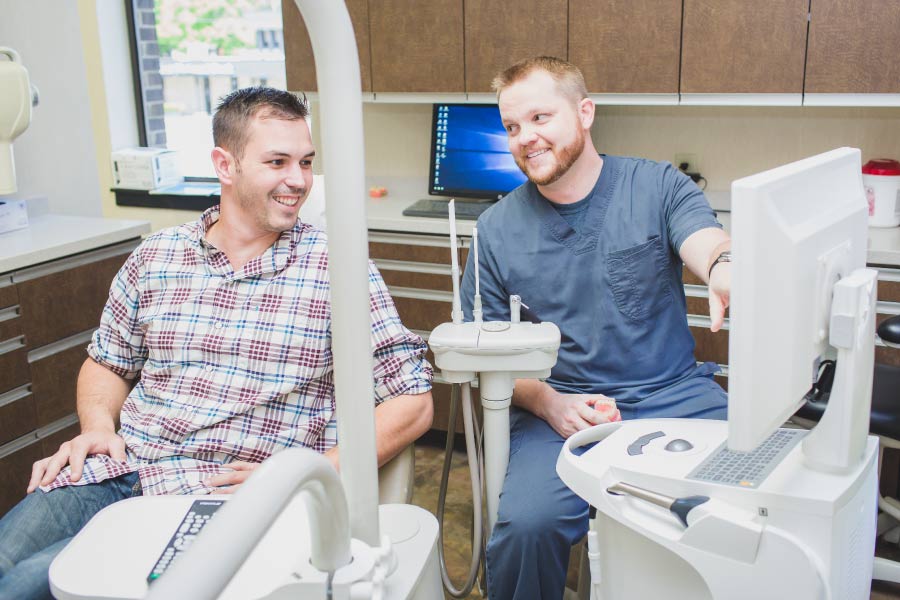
[378,444,416,505]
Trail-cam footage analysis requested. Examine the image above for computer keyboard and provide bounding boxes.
[687,428,806,488]
[402,199,494,221]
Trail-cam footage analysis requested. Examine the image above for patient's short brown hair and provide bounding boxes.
[491,56,588,106]
[213,87,309,158]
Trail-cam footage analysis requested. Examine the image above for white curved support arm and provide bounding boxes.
[292,0,380,548]
[145,448,351,600]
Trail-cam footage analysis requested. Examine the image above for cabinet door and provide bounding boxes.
[465,0,567,94]
[0,440,42,517]
[15,246,133,350]
[569,0,681,94]
[282,0,372,92]
[681,0,808,93]
[369,0,465,92]
[806,0,900,94]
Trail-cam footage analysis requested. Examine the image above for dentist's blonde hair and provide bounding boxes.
[491,56,588,107]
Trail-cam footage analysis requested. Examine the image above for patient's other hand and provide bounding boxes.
[28,429,127,493]
[203,461,261,494]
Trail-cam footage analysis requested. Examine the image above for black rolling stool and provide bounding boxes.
[794,314,900,584]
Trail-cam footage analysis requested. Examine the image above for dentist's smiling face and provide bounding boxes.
[499,69,586,186]
[230,114,315,234]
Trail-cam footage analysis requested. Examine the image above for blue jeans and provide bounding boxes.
[0,472,141,600]
[487,377,727,600]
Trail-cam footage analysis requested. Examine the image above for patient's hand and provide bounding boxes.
[28,429,127,493]
[203,461,261,494]
[542,391,621,439]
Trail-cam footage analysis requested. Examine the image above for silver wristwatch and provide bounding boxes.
[708,251,731,278]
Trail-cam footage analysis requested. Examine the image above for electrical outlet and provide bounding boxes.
[674,153,699,173]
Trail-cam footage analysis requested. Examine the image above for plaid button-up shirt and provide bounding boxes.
[43,206,432,496]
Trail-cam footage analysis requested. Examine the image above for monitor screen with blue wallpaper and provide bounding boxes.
[428,104,527,200]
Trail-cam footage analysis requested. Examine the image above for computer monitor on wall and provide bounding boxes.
[727,147,871,454]
[428,104,527,201]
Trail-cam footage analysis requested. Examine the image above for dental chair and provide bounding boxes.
[793,314,900,584]
[379,444,416,504]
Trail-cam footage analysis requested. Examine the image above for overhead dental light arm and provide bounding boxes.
[293,0,380,546]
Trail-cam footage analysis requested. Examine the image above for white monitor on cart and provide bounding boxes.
[556,148,879,600]
[727,147,869,452]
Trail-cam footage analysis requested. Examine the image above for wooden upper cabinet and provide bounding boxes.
[681,0,808,93]
[465,0,567,93]
[369,0,465,92]
[569,0,681,94]
[806,0,900,94]
[282,0,372,92]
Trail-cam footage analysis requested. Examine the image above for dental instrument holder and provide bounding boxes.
[431,310,560,534]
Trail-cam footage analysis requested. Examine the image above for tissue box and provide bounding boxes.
[112,148,183,190]
[0,199,28,234]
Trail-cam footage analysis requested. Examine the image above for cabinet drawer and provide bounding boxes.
[375,260,453,292]
[392,296,452,333]
[40,422,81,457]
[879,278,900,303]
[15,243,134,350]
[0,339,29,393]
[0,280,17,310]
[370,241,452,265]
[29,333,91,428]
[690,325,729,366]
[0,386,36,447]
[0,438,43,517]
[0,305,23,342]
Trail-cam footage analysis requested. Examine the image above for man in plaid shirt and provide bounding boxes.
[0,87,433,599]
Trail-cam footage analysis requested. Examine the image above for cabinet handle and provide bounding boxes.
[0,384,31,409]
[27,329,95,363]
[12,240,139,283]
[0,305,19,323]
[0,335,25,356]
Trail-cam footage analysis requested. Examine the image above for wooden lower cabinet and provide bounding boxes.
[0,240,137,518]
[0,441,43,516]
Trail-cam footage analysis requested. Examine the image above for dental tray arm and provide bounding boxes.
[145,448,351,600]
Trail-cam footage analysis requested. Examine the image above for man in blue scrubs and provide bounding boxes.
[460,56,732,599]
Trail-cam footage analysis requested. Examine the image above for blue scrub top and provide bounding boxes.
[461,155,725,414]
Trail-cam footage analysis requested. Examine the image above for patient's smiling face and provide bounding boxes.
[228,113,316,235]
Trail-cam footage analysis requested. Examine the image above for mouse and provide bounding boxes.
[664,438,694,452]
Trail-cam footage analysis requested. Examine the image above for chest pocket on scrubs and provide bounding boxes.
[606,235,673,322]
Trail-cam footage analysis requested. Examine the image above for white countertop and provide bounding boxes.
[365,177,476,237]
[364,177,900,268]
[0,214,151,274]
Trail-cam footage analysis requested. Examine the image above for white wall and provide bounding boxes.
[352,103,900,195]
[0,0,103,217]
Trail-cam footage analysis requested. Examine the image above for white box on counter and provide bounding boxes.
[111,147,183,190]
[0,198,29,234]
